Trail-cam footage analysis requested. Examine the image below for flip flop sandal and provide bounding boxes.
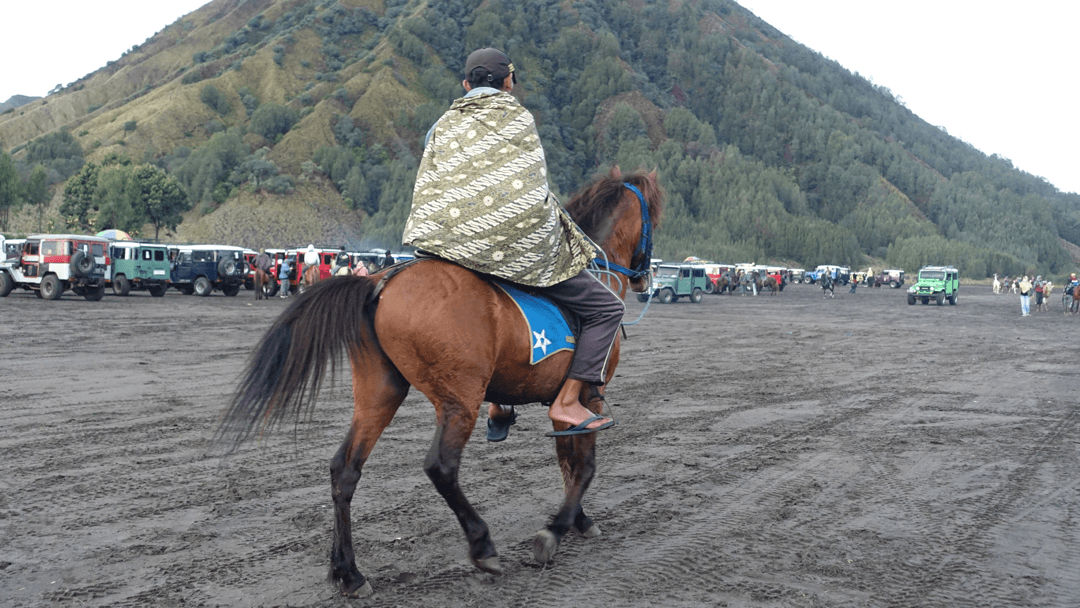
[486,408,517,442]
[545,414,615,437]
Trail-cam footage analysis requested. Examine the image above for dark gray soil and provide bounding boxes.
[2,282,1078,607]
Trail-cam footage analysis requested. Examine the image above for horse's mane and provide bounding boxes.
[564,170,663,242]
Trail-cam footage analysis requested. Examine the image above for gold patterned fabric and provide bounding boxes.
[403,90,595,287]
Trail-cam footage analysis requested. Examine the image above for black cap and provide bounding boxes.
[465,47,516,84]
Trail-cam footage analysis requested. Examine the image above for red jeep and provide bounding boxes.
[0,234,111,300]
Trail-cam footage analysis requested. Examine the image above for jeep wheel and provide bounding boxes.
[704,281,715,294]
[690,287,703,303]
[194,276,213,297]
[0,271,12,297]
[907,293,915,305]
[890,281,899,288]
[936,293,945,306]
[41,275,63,300]
[148,284,167,297]
[222,283,241,297]
[636,292,650,303]
[83,284,105,301]
[265,281,280,298]
[948,293,957,305]
[659,288,675,304]
[113,275,131,296]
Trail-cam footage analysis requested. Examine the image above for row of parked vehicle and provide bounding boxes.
[0,233,405,301]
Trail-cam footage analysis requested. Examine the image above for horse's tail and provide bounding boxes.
[216,276,381,450]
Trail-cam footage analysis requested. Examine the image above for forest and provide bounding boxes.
[2,0,1078,277]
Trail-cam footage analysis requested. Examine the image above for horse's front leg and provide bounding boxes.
[423,403,500,573]
[558,435,602,538]
[535,433,598,563]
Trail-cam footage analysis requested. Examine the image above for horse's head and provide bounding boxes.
[565,167,663,294]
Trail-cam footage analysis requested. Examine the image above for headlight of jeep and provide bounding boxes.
[907,286,916,293]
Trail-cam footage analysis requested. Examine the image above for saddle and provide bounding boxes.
[372,257,581,365]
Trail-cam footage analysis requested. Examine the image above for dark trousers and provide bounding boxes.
[533,270,624,385]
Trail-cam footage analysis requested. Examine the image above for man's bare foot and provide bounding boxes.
[548,379,612,431]
[488,402,514,421]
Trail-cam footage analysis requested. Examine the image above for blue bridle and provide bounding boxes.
[592,182,652,280]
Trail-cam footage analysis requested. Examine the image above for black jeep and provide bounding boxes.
[169,245,247,296]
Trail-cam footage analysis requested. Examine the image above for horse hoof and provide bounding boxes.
[342,580,373,598]
[533,529,559,563]
[472,555,503,574]
[579,523,602,539]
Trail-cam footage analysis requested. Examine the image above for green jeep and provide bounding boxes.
[907,265,958,306]
[638,263,709,303]
[107,242,171,297]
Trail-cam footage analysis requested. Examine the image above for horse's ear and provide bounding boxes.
[609,165,622,179]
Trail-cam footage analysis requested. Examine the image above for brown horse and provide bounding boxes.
[217,169,662,597]
[1070,284,1080,315]
[761,276,780,295]
[301,262,320,293]
[253,267,271,300]
[715,273,736,294]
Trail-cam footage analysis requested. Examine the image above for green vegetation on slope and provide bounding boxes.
[2,0,1079,277]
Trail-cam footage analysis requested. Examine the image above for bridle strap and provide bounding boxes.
[591,182,652,280]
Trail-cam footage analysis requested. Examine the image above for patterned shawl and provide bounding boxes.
[403,90,595,287]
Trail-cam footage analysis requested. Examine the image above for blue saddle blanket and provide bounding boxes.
[494,282,576,365]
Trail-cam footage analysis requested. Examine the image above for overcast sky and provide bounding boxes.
[0,1,206,100]
[2,1,1077,195]
[737,0,1080,195]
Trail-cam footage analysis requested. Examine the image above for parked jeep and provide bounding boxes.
[874,268,906,288]
[907,265,958,305]
[107,241,171,297]
[804,264,850,285]
[637,263,708,303]
[169,245,247,296]
[0,233,109,300]
[1,236,25,264]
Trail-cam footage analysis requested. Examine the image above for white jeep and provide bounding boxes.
[0,234,110,301]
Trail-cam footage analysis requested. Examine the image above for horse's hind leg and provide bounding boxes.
[422,396,501,573]
[328,350,409,597]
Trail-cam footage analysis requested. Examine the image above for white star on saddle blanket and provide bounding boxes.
[532,329,552,355]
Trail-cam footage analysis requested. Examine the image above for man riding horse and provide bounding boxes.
[403,47,621,437]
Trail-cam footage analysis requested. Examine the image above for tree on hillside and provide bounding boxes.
[0,151,21,229]
[200,84,231,116]
[131,165,189,240]
[24,130,84,183]
[174,129,247,204]
[60,162,99,231]
[248,103,298,141]
[25,164,49,231]
[94,165,141,234]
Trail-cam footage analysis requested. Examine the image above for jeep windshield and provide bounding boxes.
[920,270,946,280]
[656,267,679,278]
